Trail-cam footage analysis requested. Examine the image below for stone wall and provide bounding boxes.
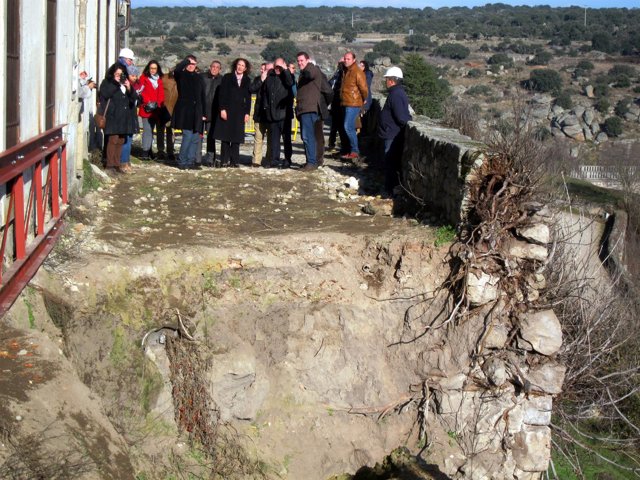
[366,97,484,225]
[400,118,484,225]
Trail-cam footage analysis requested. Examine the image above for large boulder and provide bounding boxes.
[584,84,595,98]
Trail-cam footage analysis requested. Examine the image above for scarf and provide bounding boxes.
[149,74,159,89]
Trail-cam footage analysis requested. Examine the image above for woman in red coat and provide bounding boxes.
[137,60,165,159]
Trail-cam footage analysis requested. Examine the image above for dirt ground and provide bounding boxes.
[2,140,450,479]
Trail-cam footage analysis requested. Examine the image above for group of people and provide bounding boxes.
[95,47,411,194]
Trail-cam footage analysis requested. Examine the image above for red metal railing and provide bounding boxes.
[0,125,68,317]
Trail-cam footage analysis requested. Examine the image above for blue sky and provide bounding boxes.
[133,0,638,9]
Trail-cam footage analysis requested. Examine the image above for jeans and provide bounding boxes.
[141,117,157,151]
[300,112,319,165]
[344,106,360,154]
[120,134,132,164]
[179,129,200,167]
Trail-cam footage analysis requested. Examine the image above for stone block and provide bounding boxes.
[527,362,566,395]
[596,132,608,143]
[484,323,509,349]
[516,224,550,245]
[512,425,551,472]
[467,270,499,306]
[590,121,600,134]
[523,403,552,426]
[561,114,579,127]
[573,105,585,118]
[562,123,585,140]
[482,357,508,387]
[520,310,563,356]
[583,108,596,126]
[507,404,524,433]
[514,467,544,479]
[507,239,548,262]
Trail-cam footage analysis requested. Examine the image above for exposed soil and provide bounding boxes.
[2,142,449,479]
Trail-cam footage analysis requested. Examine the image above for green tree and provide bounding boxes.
[259,26,282,39]
[615,98,631,117]
[433,43,470,59]
[260,40,299,63]
[487,53,514,68]
[342,31,357,43]
[555,90,573,109]
[527,50,553,66]
[592,32,614,53]
[216,42,231,56]
[603,116,622,136]
[402,53,451,118]
[527,69,563,94]
[366,40,403,64]
[405,33,432,51]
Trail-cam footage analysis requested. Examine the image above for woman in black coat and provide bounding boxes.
[99,63,138,172]
[213,58,252,167]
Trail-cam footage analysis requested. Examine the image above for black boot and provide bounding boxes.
[149,149,156,160]
[140,150,150,160]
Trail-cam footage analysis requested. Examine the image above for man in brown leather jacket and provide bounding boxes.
[340,51,368,160]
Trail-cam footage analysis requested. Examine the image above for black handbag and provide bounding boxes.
[143,101,158,113]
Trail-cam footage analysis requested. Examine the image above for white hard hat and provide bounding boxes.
[119,47,135,60]
[384,66,403,79]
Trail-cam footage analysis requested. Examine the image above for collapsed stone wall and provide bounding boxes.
[396,119,565,479]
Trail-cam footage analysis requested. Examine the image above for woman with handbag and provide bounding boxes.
[98,63,138,174]
[137,60,165,160]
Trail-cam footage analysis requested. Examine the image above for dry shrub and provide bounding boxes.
[543,219,640,458]
[442,99,482,140]
[165,330,264,479]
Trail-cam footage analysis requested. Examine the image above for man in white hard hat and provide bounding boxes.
[377,66,411,196]
[118,48,135,69]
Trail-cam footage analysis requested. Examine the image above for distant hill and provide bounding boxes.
[131,5,640,56]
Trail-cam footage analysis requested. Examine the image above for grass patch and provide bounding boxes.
[82,159,101,194]
[23,287,36,329]
[551,438,639,479]
[434,225,457,247]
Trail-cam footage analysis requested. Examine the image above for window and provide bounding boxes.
[6,0,20,147]
[45,0,57,129]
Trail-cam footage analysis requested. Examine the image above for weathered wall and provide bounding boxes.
[400,118,484,225]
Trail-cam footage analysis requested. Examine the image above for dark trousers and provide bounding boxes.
[329,104,348,151]
[157,123,174,156]
[282,115,292,161]
[220,141,240,166]
[205,121,218,162]
[384,135,404,193]
[268,120,284,165]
